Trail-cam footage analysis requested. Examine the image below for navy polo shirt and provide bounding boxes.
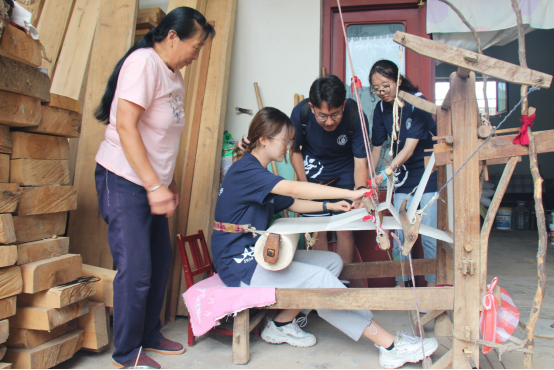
[211,152,294,287]
[371,91,437,194]
[291,99,368,187]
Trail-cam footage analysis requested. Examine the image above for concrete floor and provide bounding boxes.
[60,229,554,369]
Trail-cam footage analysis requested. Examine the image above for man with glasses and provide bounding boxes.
[291,75,369,265]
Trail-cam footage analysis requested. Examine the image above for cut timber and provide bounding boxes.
[10,159,69,186]
[0,246,16,268]
[136,8,166,29]
[0,126,11,154]
[3,329,84,369]
[23,105,81,138]
[6,321,77,349]
[68,0,139,269]
[78,302,108,351]
[10,132,69,160]
[0,266,22,300]
[50,0,101,100]
[0,57,50,102]
[134,28,149,44]
[339,259,436,280]
[0,91,41,128]
[44,94,81,114]
[10,300,88,331]
[0,155,8,183]
[0,320,7,344]
[479,129,554,161]
[0,346,4,361]
[393,31,552,89]
[16,237,69,266]
[36,0,75,76]
[0,214,15,245]
[0,297,16,320]
[0,25,42,68]
[18,281,95,309]
[398,90,438,115]
[21,254,82,294]
[16,186,77,216]
[82,265,115,307]
[12,213,67,244]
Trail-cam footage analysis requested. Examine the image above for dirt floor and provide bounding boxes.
[60,229,554,369]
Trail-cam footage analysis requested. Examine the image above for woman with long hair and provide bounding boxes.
[212,107,438,369]
[94,7,214,368]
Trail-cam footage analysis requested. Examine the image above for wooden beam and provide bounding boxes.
[16,186,77,216]
[0,297,16,321]
[0,57,50,102]
[0,246,16,268]
[0,126,11,154]
[10,159,70,186]
[0,320,7,344]
[0,25,42,68]
[0,91,41,128]
[431,349,453,369]
[44,94,81,114]
[232,309,249,365]
[271,287,454,310]
[479,130,554,161]
[11,132,69,160]
[20,254,82,294]
[10,300,89,331]
[136,8,165,29]
[12,212,67,244]
[398,90,438,115]
[78,302,108,352]
[16,237,69,266]
[18,281,95,309]
[82,265,115,307]
[3,329,84,369]
[394,31,552,88]
[23,105,81,138]
[6,321,77,349]
[0,155,8,183]
[339,259,436,280]
[0,215,15,245]
[0,266,22,300]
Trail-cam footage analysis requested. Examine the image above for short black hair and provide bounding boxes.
[309,75,346,109]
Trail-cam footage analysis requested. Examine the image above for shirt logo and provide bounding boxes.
[219,188,224,196]
[304,155,324,179]
[233,246,255,264]
[337,135,348,146]
[169,93,184,122]
[406,118,412,130]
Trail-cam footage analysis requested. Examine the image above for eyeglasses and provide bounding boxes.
[315,109,344,122]
[373,84,392,95]
[270,137,294,149]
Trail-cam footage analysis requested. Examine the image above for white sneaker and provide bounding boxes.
[261,318,316,347]
[378,332,438,369]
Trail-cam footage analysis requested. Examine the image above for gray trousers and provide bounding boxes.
[244,250,373,341]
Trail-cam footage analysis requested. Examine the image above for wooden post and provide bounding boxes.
[232,309,249,364]
[450,71,481,368]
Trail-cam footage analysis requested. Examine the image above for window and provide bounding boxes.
[435,80,508,116]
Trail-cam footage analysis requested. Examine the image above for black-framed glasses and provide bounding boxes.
[373,84,392,95]
[271,137,293,149]
[315,109,344,122]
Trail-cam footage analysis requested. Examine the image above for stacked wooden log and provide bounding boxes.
[134,8,166,45]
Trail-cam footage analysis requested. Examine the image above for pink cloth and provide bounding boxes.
[96,47,186,187]
[183,274,276,337]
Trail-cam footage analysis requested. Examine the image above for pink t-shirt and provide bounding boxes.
[95,47,186,187]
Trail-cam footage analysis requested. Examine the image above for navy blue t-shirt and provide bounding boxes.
[372,91,437,194]
[211,152,294,287]
[291,99,368,186]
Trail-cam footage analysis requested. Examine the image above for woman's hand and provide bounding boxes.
[328,201,352,213]
[348,189,369,203]
[147,185,177,217]
[237,135,250,151]
[169,178,179,207]
[375,173,385,187]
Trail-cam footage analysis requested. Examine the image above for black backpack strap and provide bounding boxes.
[299,98,311,137]
[346,98,359,140]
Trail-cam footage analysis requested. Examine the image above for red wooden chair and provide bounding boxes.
[177,230,233,347]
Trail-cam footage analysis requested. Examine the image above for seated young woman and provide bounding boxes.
[211,107,437,369]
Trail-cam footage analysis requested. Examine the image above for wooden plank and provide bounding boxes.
[434,312,453,337]
[16,237,69,266]
[50,0,101,100]
[0,183,21,214]
[23,105,81,138]
[431,349,453,369]
[136,8,165,29]
[0,246,16,268]
[0,91,41,128]
[6,321,77,349]
[0,346,5,361]
[134,28,149,44]
[486,155,522,166]
[10,300,88,331]
[78,302,108,351]
[0,155,8,183]
[0,266,22,300]
[398,90,438,115]
[0,57,50,103]
[20,0,46,27]
[0,320,7,344]
[16,186,77,216]
[3,329,84,369]
[271,287,454,310]
[0,297,16,321]
[339,259,436,280]
[21,254,82,294]
[18,281,94,309]
[393,31,552,89]
[44,94,81,114]
[81,265,115,307]
[479,129,554,161]
[36,0,75,76]
[0,126,11,154]
[68,0,138,269]
[450,71,481,368]
[0,215,15,245]
[232,309,249,365]
[11,132,69,160]
[10,159,69,186]
[12,213,67,244]
[0,25,42,68]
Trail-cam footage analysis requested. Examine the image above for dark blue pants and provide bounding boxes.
[95,164,172,364]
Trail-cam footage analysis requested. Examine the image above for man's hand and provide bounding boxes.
[328,201,352,213]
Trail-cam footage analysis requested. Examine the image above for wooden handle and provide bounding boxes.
[263,233,280,264]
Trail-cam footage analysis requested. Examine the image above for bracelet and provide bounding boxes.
[356,186,368,191]
[147,183,164,194]
[322,201,329,213]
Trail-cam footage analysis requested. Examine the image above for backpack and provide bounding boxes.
[299,98,360,141]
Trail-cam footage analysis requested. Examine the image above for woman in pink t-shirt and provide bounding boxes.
[94,7,214,369]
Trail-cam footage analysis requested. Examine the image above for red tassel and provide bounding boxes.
[512,113,536,146]
[350,76,362,94]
